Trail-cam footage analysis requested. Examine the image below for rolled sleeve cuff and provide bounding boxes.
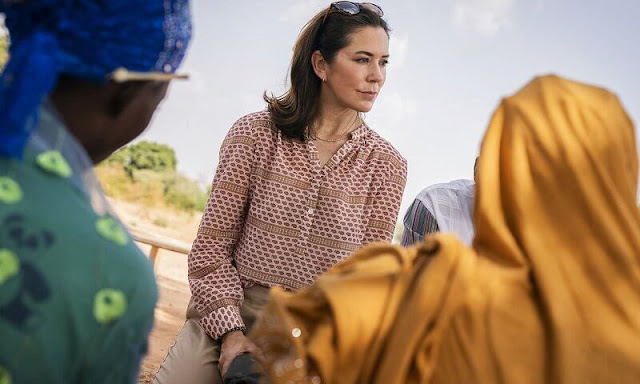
[199,305,245,340]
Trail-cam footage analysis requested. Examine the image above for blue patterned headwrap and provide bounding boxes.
[0,0,192,159]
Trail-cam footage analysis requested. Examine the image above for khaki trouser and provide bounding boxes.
[153,286,270,384]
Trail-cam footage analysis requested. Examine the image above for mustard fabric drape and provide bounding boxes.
[250,75,640,384]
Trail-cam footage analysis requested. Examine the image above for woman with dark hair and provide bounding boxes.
[154,2,407,383]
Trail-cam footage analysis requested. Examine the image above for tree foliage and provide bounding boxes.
[108,141,177,177]
[98,141,208,212]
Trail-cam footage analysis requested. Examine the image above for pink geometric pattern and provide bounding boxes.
[188,111,407,339]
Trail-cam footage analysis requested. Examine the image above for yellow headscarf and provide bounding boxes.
[250,75,640,384]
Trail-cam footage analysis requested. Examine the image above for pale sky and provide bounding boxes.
[140,0,640,215]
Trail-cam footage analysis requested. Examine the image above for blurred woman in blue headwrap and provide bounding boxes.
[0,0,191,382]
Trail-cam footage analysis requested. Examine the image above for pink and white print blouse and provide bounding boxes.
[188,111,407,339]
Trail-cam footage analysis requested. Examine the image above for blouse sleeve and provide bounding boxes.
[362,158,408,244]
[188,116,256,340]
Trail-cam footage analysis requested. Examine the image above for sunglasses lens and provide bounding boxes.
[332,1,360,15]
[361,3,384,17]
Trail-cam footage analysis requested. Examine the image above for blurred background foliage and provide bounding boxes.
[96,141,210,212]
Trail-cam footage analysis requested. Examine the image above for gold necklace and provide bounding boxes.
[308,115,361,142]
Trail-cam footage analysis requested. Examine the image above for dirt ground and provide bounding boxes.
[107,199,201,383]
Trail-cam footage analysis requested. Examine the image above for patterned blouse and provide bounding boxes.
[188,111,407,339]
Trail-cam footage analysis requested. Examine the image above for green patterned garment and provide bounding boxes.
[0,103,158,383]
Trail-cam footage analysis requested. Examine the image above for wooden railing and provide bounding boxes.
[129,229,191,271]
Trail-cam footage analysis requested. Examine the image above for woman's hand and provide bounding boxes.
[219,330,259,377]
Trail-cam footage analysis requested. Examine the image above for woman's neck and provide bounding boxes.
[312,105,360,140]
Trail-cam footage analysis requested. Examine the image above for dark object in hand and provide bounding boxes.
[223,353,260,384]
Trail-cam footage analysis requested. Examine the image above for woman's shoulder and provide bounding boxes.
[227,110,276,140]
[361,128,407,174]
[233,110,274,130]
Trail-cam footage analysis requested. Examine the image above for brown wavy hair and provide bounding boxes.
[264,5,390,141]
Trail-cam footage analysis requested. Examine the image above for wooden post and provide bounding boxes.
[149,245,159,272]
[128,229,192,275]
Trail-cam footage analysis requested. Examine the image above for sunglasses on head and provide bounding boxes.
[330,2,384,17]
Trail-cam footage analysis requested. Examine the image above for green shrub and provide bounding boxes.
[97,143,208,212]
[163,173,209,212]
[94,163,130,199]
[107,141,177,178]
